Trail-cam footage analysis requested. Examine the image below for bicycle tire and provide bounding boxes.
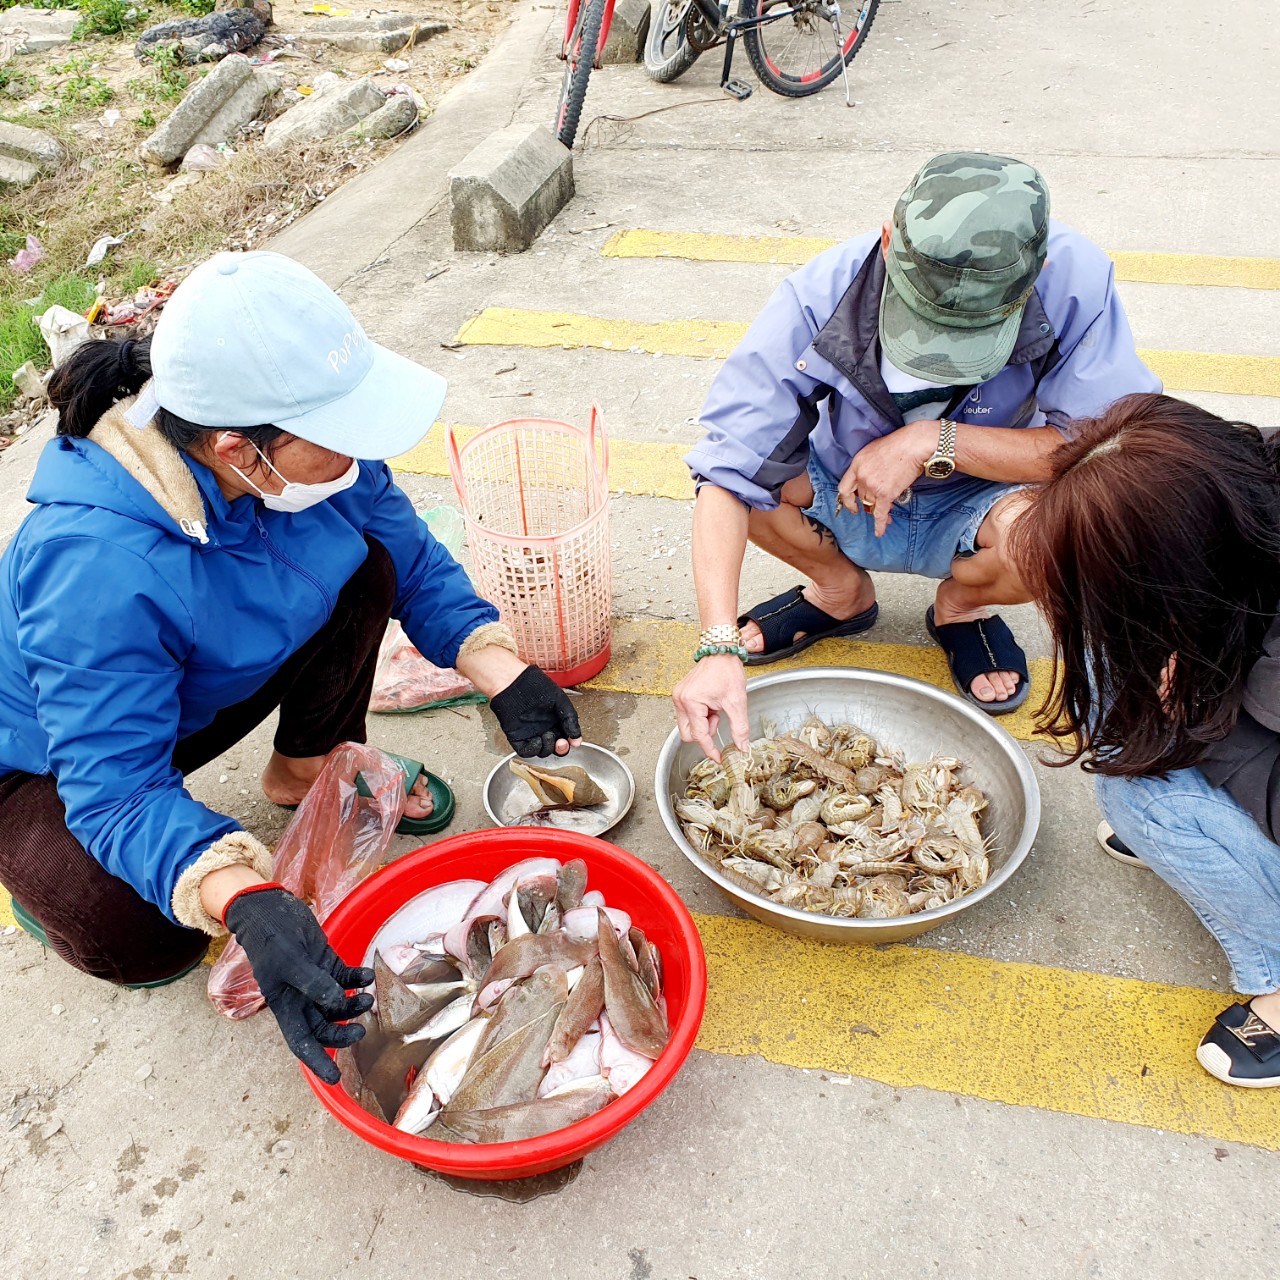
[556,0,607,149]
[644,0,701,83]
[741,0,879,98]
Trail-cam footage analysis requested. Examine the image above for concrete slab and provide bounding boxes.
[139,55,280,167]
[262,76,385,150]
[0,120,64,173]
[0,6,77,52]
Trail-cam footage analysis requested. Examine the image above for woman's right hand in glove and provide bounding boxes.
[218,879,373,1084]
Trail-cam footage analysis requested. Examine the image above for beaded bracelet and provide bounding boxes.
[694,643,749,663]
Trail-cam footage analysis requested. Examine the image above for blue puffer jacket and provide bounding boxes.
[0,410,498,921]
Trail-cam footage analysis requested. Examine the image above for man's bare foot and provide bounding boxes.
[261,751,434,818]
[930,599,1021,704]
[740,579,877,655]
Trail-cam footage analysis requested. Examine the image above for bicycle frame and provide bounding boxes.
[687,0,836,94]
[561,0,617,69]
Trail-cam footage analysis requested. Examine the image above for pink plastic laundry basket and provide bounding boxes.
[447,409,612,686]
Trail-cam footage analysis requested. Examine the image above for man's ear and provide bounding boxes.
[881,218,892,260]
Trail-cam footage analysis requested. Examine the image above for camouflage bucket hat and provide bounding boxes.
[880,152,1049,385]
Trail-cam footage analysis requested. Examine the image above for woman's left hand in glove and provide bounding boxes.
[455,643,584,758]
[223,883,373,1084]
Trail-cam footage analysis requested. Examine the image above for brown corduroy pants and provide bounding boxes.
[0,538,395,985]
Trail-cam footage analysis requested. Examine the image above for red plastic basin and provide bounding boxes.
[306,828,708,1180]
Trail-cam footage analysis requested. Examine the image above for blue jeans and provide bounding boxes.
[1095,769,1280,994]
[804,454,1023,581]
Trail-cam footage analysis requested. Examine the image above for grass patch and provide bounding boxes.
[115,256,158,293]
[46,54,114,112]
[127,42,187,102]
[0,272,96,406]
[74,0,147,36]
[175,0,214,13]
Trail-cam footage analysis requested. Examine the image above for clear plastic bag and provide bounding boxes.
[207,743,408,1020]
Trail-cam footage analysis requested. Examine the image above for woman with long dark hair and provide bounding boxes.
[0,251,584,1082]
[1012,391,1280,1087]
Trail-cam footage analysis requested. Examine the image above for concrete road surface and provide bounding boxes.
[1,2,1278,1275]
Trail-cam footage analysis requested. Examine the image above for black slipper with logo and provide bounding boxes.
[1197,1000,1280,1087]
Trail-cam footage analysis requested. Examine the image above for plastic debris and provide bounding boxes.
[304,2,353,13]
[270,1139,295,1159]
[84,233,126,267]
[99,108,121,128]
[8,235,43,275]
[38,305,94,367]
[134,1064,153,1081]
[12,361,46,402]
[85,278,176,328]
[39,1118,63,1140]
[383,56,410,72]
[180,143,225,172]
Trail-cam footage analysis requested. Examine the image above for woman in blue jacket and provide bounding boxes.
[0,251,583,1082]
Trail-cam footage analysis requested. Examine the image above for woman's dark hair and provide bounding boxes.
[1010,392,1280,778]
[47,335,284,455]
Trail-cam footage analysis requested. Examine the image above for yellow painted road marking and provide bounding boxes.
[3,895,1263,1147]
[586,616,1056,743]
[456,308,749,361]
[694,912,1277,1151]
[456,309,1280,399]
[603,229,1280,291]
[391,426,694,501]
[0,896,13,929]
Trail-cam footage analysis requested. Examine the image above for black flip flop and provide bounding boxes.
[1197,1000,1280,1088]
[738,585,879,666]
[925,605,1030,715]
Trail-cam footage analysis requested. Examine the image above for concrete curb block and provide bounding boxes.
[600,0,650,64]
[266,0,559,286]
[449,122,574,253]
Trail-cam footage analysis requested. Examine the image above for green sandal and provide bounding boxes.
[277,751,457,836]
[9,897,205,989]
[356,751,455,837]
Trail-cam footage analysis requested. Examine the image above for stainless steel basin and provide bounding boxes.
[655,668,1041,944]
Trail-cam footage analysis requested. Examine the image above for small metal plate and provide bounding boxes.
[483,743,636,838]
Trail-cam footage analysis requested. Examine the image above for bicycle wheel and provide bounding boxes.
[742,0,878,97]
[644,0,701,83]
[556,0,607,149]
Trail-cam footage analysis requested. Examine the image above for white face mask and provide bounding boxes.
[225,437,359,513]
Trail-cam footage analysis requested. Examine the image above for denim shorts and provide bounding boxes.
[803,454,1023,581]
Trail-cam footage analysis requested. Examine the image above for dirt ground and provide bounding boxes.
[0,0,522,434]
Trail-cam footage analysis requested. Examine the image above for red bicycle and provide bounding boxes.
[555,0,615,150]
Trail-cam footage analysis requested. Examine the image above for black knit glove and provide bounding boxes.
[489,665,583,758]
[224,885,374,1084]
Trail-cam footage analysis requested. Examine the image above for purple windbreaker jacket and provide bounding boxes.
[685,220,1162,509]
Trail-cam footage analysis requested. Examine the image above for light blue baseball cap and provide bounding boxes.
[133,250,447,459]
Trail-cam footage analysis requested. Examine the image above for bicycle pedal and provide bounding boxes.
[722,78,753,100]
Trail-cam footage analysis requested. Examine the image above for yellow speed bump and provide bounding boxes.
[603,229,1280,290]
[587,616,1057,744]
[455,308,1280,399]
[391,425,694,501]
[694,912,1279,1151]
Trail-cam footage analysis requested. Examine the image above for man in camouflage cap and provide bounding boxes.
[673,151,1160,757]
